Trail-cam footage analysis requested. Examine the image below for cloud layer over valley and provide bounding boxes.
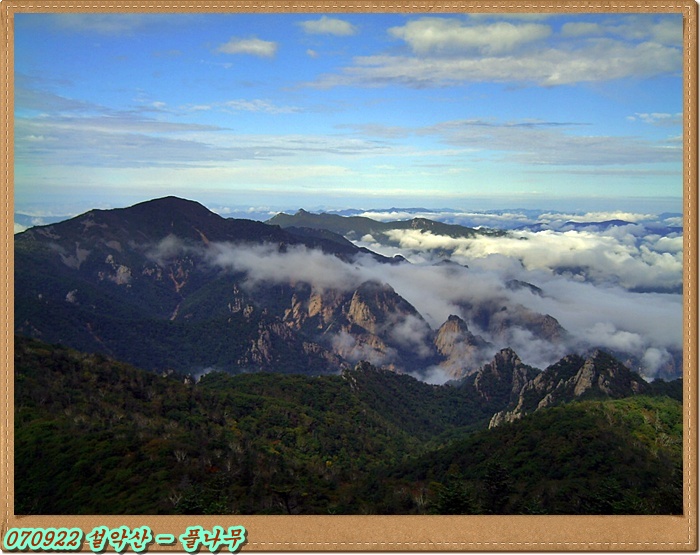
[194,213,682,381]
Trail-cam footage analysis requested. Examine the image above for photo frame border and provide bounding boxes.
[1,0,697,551]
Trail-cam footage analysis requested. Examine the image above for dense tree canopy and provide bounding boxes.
[15,336,682,515]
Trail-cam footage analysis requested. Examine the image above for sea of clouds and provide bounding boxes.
[197,206,682,381]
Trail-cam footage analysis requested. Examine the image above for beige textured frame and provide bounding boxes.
[0,1,697,550]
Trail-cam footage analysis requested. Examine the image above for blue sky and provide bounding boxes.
[14,11,684,216]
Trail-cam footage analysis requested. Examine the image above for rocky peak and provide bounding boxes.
[433,315,492,378]
[489,349,650,428]
[409,218,434,230]
[440,314,470,332]
[347,281,416,335]
[434,315,470,352]
[572,350,648,398]
[490,348,523,375]
[471,348,539,405]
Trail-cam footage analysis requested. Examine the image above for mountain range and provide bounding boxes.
[13,196,683,515]
[15,196,566,379]
[268,208,508,242]
[17,195,673,382]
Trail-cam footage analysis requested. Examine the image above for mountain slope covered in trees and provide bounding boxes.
[15,336,682,515]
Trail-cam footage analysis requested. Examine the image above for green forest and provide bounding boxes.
[15,336,682,515]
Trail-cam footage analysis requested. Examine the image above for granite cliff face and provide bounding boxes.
[487,349,651,428]
[434,315,492,378]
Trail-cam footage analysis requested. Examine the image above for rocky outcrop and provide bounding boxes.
[434,315,491,379]
[462,298,567,345]
[468,348,540,407]
[488,349,649,428]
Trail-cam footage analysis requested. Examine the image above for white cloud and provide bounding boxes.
[561,15,682,46]
[207,242,363,292]
[561,22,604,37]
[331,330,397,366]
[537,210,657,224]
[454,229,682,292]
[419,118,681,166]
[388,313,435,358]
[51,13,154,35]
[582,322,646,353]
[389,19,551,56]
[192,229,681,379]
[352,222,682,301]
[14,93,392,170]
[468,13,554,22]
[216,37,277,57]
[641,347,674,375]
[308,29,681,88]
[629,112,682,126]
[223,99,301,114]
[299,16,357,36]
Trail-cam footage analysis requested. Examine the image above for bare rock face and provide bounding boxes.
[348,288,380,335]
[462,298,567,345]
[470,348,540,406]
[347,281,415,334]
[435,315,477,356]
[434,315,491,379]
[571,350,649,398]
[488,349,650,428]
[283,284,348,332]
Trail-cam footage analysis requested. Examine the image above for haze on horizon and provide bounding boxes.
[14,11,683,220]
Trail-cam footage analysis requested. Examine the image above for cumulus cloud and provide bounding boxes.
[307,14,682,89]
[374,226,683,294]
[628,112,683,126]
[216,37,278,57]
[299,16,357,36]
[388,19,551,56]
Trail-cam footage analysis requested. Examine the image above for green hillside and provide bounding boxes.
[15,336,682,515]
[375,396,682,514]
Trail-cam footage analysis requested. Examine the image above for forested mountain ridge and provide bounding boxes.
[15,336,682,515]
[14,196,569,379]
[14,196,684,516]
[267,208,507,241]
